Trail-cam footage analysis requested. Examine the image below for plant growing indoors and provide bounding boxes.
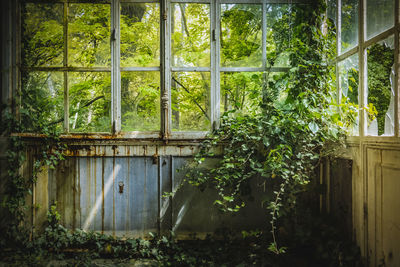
[2,0,398,265]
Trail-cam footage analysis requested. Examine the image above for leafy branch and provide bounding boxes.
[179,0,346,253]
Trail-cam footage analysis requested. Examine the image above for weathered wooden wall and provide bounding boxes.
[328,158,353,237]
[29,143,269,239]
[365,146,400,267]
[329,141,400,267]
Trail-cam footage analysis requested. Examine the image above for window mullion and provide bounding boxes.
[262,0,266,70]
[359,0,365,137]
[211,0,218,130]
[161,0,171,139]
[64,2,69,133]
[395,0,399,137]
[111,0,121,133]
[336,0,341,109]
[337,0,341,56]
[214,0,221,129]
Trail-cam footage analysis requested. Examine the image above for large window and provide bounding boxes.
[330,0,399,137]
[20,0,297,138]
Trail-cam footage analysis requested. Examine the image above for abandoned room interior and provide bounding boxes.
[1,0,399,266]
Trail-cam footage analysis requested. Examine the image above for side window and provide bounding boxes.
[20,1,301,137]
[120,2,160,132]
[21,3,64,132]
[330,0,398,137]
[338,54,359,136]
[171,3,211,132]
[366,36,395,136]
[21,2,112,133]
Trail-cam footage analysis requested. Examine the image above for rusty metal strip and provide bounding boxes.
[21,66,112,72]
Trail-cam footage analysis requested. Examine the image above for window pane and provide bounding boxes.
[120,3,160,67]
[121,72,160,131]
[338,54,359,136]
[266,4,291,67]
[68,4,111,67]
[171,3,210,67]
[367,36,395,136]
[171,72,210,131]
[366,0,394,40]
[220,72,263,114]
[340,0,358,54]
[69,72,111,133]
[327,0,337,57]
[21,72,64,132]
[327,0,337,27]
[221,4,262,67]
[21,3,63,67]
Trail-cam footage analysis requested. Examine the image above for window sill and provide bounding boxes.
[346,135,400,143]
[9,132,221,157]
[12,131,209,140]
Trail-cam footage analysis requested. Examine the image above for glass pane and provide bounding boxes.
[171,4,210,67]
[327,0,337,27]
[21,72,64,132]
[221,4,262,67]
[69,72,111,132]
[68,4,111,67]
[120,3,160,67]
[338,54,359,136]
[121,72,160,131]
[220,72,264,114]
[21,3,63,67]
[266,4,291,67]
[340,0,358,54]
[367,36,395,136]
[366,0,394,40]
[171,72,210,131]
[327,0,337,57]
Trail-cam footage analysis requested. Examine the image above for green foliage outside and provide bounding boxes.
[170,3,211,131]
[172,3,210,67]
[19,2,303,133]
[21,3,64,67]
[68,3,111,67]
[367,40,394,135]
[338,0,394,136]
[340,0,358,53]
[221,4,262,67]
[337,54,359,135]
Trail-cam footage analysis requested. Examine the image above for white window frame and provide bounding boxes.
[20,0,303,140]
[333,0,400,139]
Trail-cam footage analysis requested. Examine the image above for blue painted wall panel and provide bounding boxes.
[51,154,267,238]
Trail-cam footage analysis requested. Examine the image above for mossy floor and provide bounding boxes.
[0,259,157,267]
[0,214,363,267]
[0,236,363,267]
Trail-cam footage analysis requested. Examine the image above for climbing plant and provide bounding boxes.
[180,0,344,253]
[0,73,67,248]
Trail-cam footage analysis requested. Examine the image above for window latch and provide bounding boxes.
[212,29,216,42]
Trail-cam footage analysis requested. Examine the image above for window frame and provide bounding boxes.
[19,0,303,140]
[333,0,400,138]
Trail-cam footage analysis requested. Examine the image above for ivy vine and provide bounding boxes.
[179,0,345,254]
[0,78,67,248]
